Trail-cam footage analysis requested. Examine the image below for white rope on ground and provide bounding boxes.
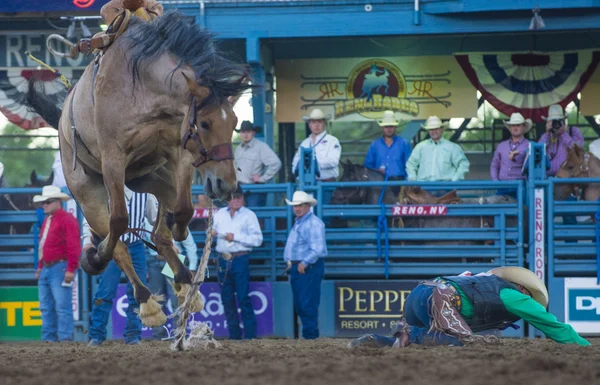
[171,198,221,351]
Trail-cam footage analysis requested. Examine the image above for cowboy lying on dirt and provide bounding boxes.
[348,267,590,349]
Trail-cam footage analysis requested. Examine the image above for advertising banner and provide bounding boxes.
[111,282,274,339]
[276,56,477,122]
[0,286,42,341]
[334,281,420,337]
[564,278,600,334]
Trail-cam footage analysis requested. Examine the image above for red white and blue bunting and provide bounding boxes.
[0,69,82,130]
[455,50,600,121]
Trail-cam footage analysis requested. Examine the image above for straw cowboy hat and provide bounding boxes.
[285,191,318,207]
[234,120,262,133]
[503,113,533,133]
[302,108,331,122]
[421,116,447,130]
[488,266,549,308]
[542,104,568,121]
[377,110,399,127]
[33,185,71,203]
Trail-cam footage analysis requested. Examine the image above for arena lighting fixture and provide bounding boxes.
[529,6,545,30]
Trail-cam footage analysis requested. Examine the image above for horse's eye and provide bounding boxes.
[200,122,210,130]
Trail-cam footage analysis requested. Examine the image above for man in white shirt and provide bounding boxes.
[211,186,263,339]
[292,108,342,204]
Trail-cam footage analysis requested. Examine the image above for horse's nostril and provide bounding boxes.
[216,178,224,193]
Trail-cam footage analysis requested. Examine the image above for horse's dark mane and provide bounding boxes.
[124,11,248,107]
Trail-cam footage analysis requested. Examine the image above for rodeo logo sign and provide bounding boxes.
[334,59,418,119]
[275,55,477,122]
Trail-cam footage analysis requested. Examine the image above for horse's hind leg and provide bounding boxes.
[60,138,165,326]
[127,166,202,312]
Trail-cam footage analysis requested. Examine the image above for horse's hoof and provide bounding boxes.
[176,283,203,313]
[139,295,167,327]
[80,248,109,275]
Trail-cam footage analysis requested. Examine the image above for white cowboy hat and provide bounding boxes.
[542,104,568,121]
[377,110,399,127]
[421,116,447,130]
[589,138,600,160]
[488,266,549,308]
[0,162,4,179]
[302,108,331,122]
[285,191,318,207]
[503,113,533,133]
[33,185,71,203]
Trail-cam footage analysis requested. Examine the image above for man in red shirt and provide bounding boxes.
[33,185,81,342]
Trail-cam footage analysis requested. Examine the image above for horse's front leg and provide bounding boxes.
[172,157,195,242]
[153,201,202,313]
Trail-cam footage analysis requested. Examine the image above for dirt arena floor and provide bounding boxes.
[1,338,599,385]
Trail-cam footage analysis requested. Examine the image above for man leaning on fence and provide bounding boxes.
[284,191,327,340]
[34,186,81,342]
[364,110,412,196]
[211,186,263,340]
[234,120,282,207]
[490,113,531,198]
[406,116,470,183]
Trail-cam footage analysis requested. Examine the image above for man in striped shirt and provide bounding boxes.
[85,189,157,346]
[284,191,327,339]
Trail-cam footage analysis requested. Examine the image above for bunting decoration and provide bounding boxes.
[455,50,600,121]
[0,69,82,130]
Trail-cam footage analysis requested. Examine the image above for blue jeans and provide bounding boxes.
[290,258,324,339]
[89,241,147,343]
[404,284,463,346]
[245,192,266,208]
[218,254,257,339]
[147,258,177,339]
[38,261,74,341]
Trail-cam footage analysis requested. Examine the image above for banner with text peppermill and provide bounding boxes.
[275,56,477,122]
[334,280,420,337]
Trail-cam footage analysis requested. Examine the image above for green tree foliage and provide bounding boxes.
[0,123,56,187]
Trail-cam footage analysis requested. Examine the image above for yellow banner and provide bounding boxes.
[276,56,477,122]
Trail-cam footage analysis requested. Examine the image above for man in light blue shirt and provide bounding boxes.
[364,110,412,196]
[211,186,263,339]
[284,191,327,339]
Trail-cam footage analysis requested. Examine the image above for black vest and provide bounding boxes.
[441,275,521,332]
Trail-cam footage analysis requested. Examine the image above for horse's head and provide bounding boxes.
[330,159,370,204]
[556,144,588,199]
[28,170,54,188]
[181,74,246,199]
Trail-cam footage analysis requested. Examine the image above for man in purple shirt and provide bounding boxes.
[538,104,585,176]
[491,113,531,197]
[538,104,585,235]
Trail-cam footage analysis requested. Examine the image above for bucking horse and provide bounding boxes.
[27,0,247,343]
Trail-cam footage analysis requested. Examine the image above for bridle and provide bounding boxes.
[181,95,234,167]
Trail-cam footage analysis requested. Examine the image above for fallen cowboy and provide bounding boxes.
[348,267,590,349]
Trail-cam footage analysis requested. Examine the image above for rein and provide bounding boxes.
[181,95,234,167]
[3,194,21,212]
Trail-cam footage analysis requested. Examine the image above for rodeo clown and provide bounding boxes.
[348,267,590,348]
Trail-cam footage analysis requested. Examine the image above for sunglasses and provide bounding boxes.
[42,199,59,205]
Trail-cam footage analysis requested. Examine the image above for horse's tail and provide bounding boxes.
[26,78,62,130]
